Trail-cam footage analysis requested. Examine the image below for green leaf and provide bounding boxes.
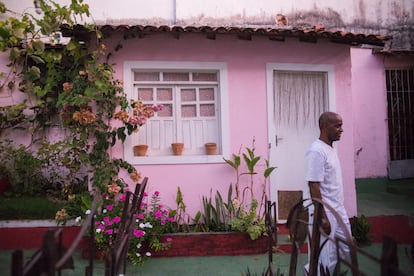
[9,47,21,60]
[29,55,45,64]
[264,166,276,178]
[32,40,45,53]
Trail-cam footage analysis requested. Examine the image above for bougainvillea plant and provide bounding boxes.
[0,0,163,206]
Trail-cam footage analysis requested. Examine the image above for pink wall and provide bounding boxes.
[351,48,389,178]
[0,33,359,217]
[105,33,358,217]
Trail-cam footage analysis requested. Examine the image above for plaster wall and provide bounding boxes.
[103,33,357,216]
[351,48,388,178]
[5,0,412,27]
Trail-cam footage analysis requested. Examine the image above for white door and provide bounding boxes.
[266,64,333,222]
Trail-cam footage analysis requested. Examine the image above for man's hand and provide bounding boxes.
[321,214,331,235]
[308,181,332,235]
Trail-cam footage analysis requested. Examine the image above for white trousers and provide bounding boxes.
[306,208,352,275]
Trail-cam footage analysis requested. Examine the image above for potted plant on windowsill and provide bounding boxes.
[133,144,149,156]
[171,143,184,156]
[204,142,217,155]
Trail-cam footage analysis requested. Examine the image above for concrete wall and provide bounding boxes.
[351,48,389,178]
[99,32,357,216]
[5,0,414,49]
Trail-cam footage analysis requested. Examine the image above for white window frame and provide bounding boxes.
[123,61,229,165]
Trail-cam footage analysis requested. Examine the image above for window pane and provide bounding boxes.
[182,105,196,117]
[158,104,173,117]
[157,88,172,101]
[138,88,153,101]
[193,72,217,82]
[199,88,215,101]
[200,104,215,116]
[181,89,196,101]
[134,72,159,81]
[163,72,189,81]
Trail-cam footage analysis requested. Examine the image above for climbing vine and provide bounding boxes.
[0,0,155,217]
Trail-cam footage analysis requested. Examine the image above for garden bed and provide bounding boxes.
[153,232,270,257]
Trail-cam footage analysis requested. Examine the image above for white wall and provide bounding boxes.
[4,0,413,28]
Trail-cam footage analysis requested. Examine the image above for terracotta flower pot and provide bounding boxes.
[171,143,184,156]
[204,143,217,155]
[133,144,149,156]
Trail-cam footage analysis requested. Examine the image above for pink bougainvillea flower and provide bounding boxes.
[128,117,139,126]
[137,213,144,219]
[120,194,126,201]
[106,205,114,211]
[152,104,164,112]
[154,191,160,196]
[107,229,113,235]
[113,216,121,223]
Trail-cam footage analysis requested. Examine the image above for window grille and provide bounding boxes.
[386,68,414,161]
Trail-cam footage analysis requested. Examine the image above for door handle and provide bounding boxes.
[275,135,283,147]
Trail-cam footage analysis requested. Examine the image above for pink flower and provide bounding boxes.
[166,237,173,242]
[107,205,114,211]
[107,229,113,235]
[120,195,126,201]
[113,216,121,223]
[155,210,163,219]
[104,216,113,226]
[152,104,164,112]
[154,191,160,196]
[161,220,165,225]
[137,213,144,219]
[133,229,145,238]
[128,117,139,126]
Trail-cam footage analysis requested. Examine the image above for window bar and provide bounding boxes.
[401,69,406,160]
[408,69,413,158]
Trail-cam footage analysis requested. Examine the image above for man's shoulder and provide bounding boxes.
[305,139,328,158]
[307,139,324,151]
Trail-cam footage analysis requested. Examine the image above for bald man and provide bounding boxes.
[304,112,351,274]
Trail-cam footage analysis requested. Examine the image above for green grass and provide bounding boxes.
[0,196,65,220]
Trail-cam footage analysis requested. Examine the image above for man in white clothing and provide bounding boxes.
[304,111,352,274]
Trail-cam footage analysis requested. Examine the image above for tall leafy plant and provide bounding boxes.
[0,1,161,219]
[224,141,276,239]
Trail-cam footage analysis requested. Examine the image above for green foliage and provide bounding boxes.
[0,196,65,219]
[201,185,234,232]
[229,199,266,240]
[224,141,276,240]
[0,138,87,198]
[0,1,160,207]
[351,214,373,245]
[167,142,276,240]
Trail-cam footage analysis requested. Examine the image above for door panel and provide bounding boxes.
[268,69,329,222]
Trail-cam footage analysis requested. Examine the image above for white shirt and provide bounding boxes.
[304,139,344,210]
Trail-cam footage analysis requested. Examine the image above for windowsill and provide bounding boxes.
[127,154,226,165]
